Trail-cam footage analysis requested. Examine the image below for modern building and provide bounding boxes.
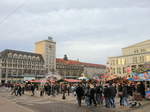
[0,49,45,83]
[35,37,56,73]
[108,40,150,77]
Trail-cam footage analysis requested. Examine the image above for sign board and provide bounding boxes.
[145,91,150,99]
[131,72,150,81]
[24,77,35,81]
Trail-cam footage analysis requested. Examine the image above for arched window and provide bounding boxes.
[28,56,31,60]
[23,55,27,59]
[19,54,22,59]
[36,56,40,61]
[32,56,36,60]
[13,53,18,58]
[8,53,12,58]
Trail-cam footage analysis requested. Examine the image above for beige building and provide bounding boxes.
[81,62,106,78]
[108,40,150,77]
[56,57,106,78]
[35,37,56,73]
[56,58,84,78]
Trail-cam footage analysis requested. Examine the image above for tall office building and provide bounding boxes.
[35,37,56,73]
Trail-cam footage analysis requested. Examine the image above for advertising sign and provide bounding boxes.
[131,72,150,81]
[145,91,150,99]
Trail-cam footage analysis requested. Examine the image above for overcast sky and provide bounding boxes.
[0,0,150,64]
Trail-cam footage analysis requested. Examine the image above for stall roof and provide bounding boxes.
[64,79,81,83]
[29,80,55,83]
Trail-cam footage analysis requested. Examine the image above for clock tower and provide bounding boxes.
[35,37,56,73]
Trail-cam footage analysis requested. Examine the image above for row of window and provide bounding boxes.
[1,69,45,73]
[1,59,43,64]
[133,48,146,54]
[110,55,146,65]
[1,64,44,69]
[111,67,126,74]
[1,62,43,66]
[56,64,83,70]
[7,53,41,60]
[58,70,82,76]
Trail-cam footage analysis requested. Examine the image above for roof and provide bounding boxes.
[0,49,44,62]
[109,51,150,59]
[64,79,81,83]
[56,58,106,68]
[80,62,106,68]
[122,40,150,49]
[56,58,81,65]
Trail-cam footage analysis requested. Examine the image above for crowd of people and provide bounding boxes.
[3,80,146,108]
[75,81,145,108]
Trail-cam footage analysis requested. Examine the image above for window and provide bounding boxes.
[146,55,150,62]
[13,53,18,58]
[133,57,138,64]
[141,56,145,62]
[8,53,12,58]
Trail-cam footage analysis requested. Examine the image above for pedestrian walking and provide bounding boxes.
[122,83,129,106]
[75,83,84,107]
[31,84,35,96]
[16,84,22,96]
[104,84,110,108]
[109,83,117,108]
[89,84,97,106]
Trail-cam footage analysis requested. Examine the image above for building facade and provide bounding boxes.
[108,40,150,77]
[35,37,56,73]
[56,58,84,78]
[56,58,106,78]
[0,38,106,83]
[82,63,106,78]
[0,49,45,83]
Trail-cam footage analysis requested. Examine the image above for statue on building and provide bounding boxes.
[64,54,68,61]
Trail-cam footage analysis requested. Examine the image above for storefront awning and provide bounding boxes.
[64,79,81,83]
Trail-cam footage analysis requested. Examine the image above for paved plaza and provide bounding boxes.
[0,87,150,112]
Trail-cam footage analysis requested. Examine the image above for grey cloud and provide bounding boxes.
[1,0,150,14]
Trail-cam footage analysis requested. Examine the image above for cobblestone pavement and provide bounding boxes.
[0,87,150,112]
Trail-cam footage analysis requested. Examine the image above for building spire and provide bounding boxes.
[64,54,68,61]
[48,36,53,41]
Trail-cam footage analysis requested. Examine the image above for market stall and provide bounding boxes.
[130,71,150,99]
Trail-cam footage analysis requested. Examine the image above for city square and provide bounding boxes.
[0,0,150,112]
[1,85,150,112]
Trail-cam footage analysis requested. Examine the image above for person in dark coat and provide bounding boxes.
[122,84,128,106]
[109,83,117,108]
[47,84,51,96]
[31,84,35,96]
[139,82,145,98]
[16,84,22,96]
[75,83,84,107]
[118,83,123,106]
[89,84,97,106]
[104,84,111,108]
[11,84,18,96]
[95,84,103,105]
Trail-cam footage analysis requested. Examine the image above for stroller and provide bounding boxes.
[129,92,142,108]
